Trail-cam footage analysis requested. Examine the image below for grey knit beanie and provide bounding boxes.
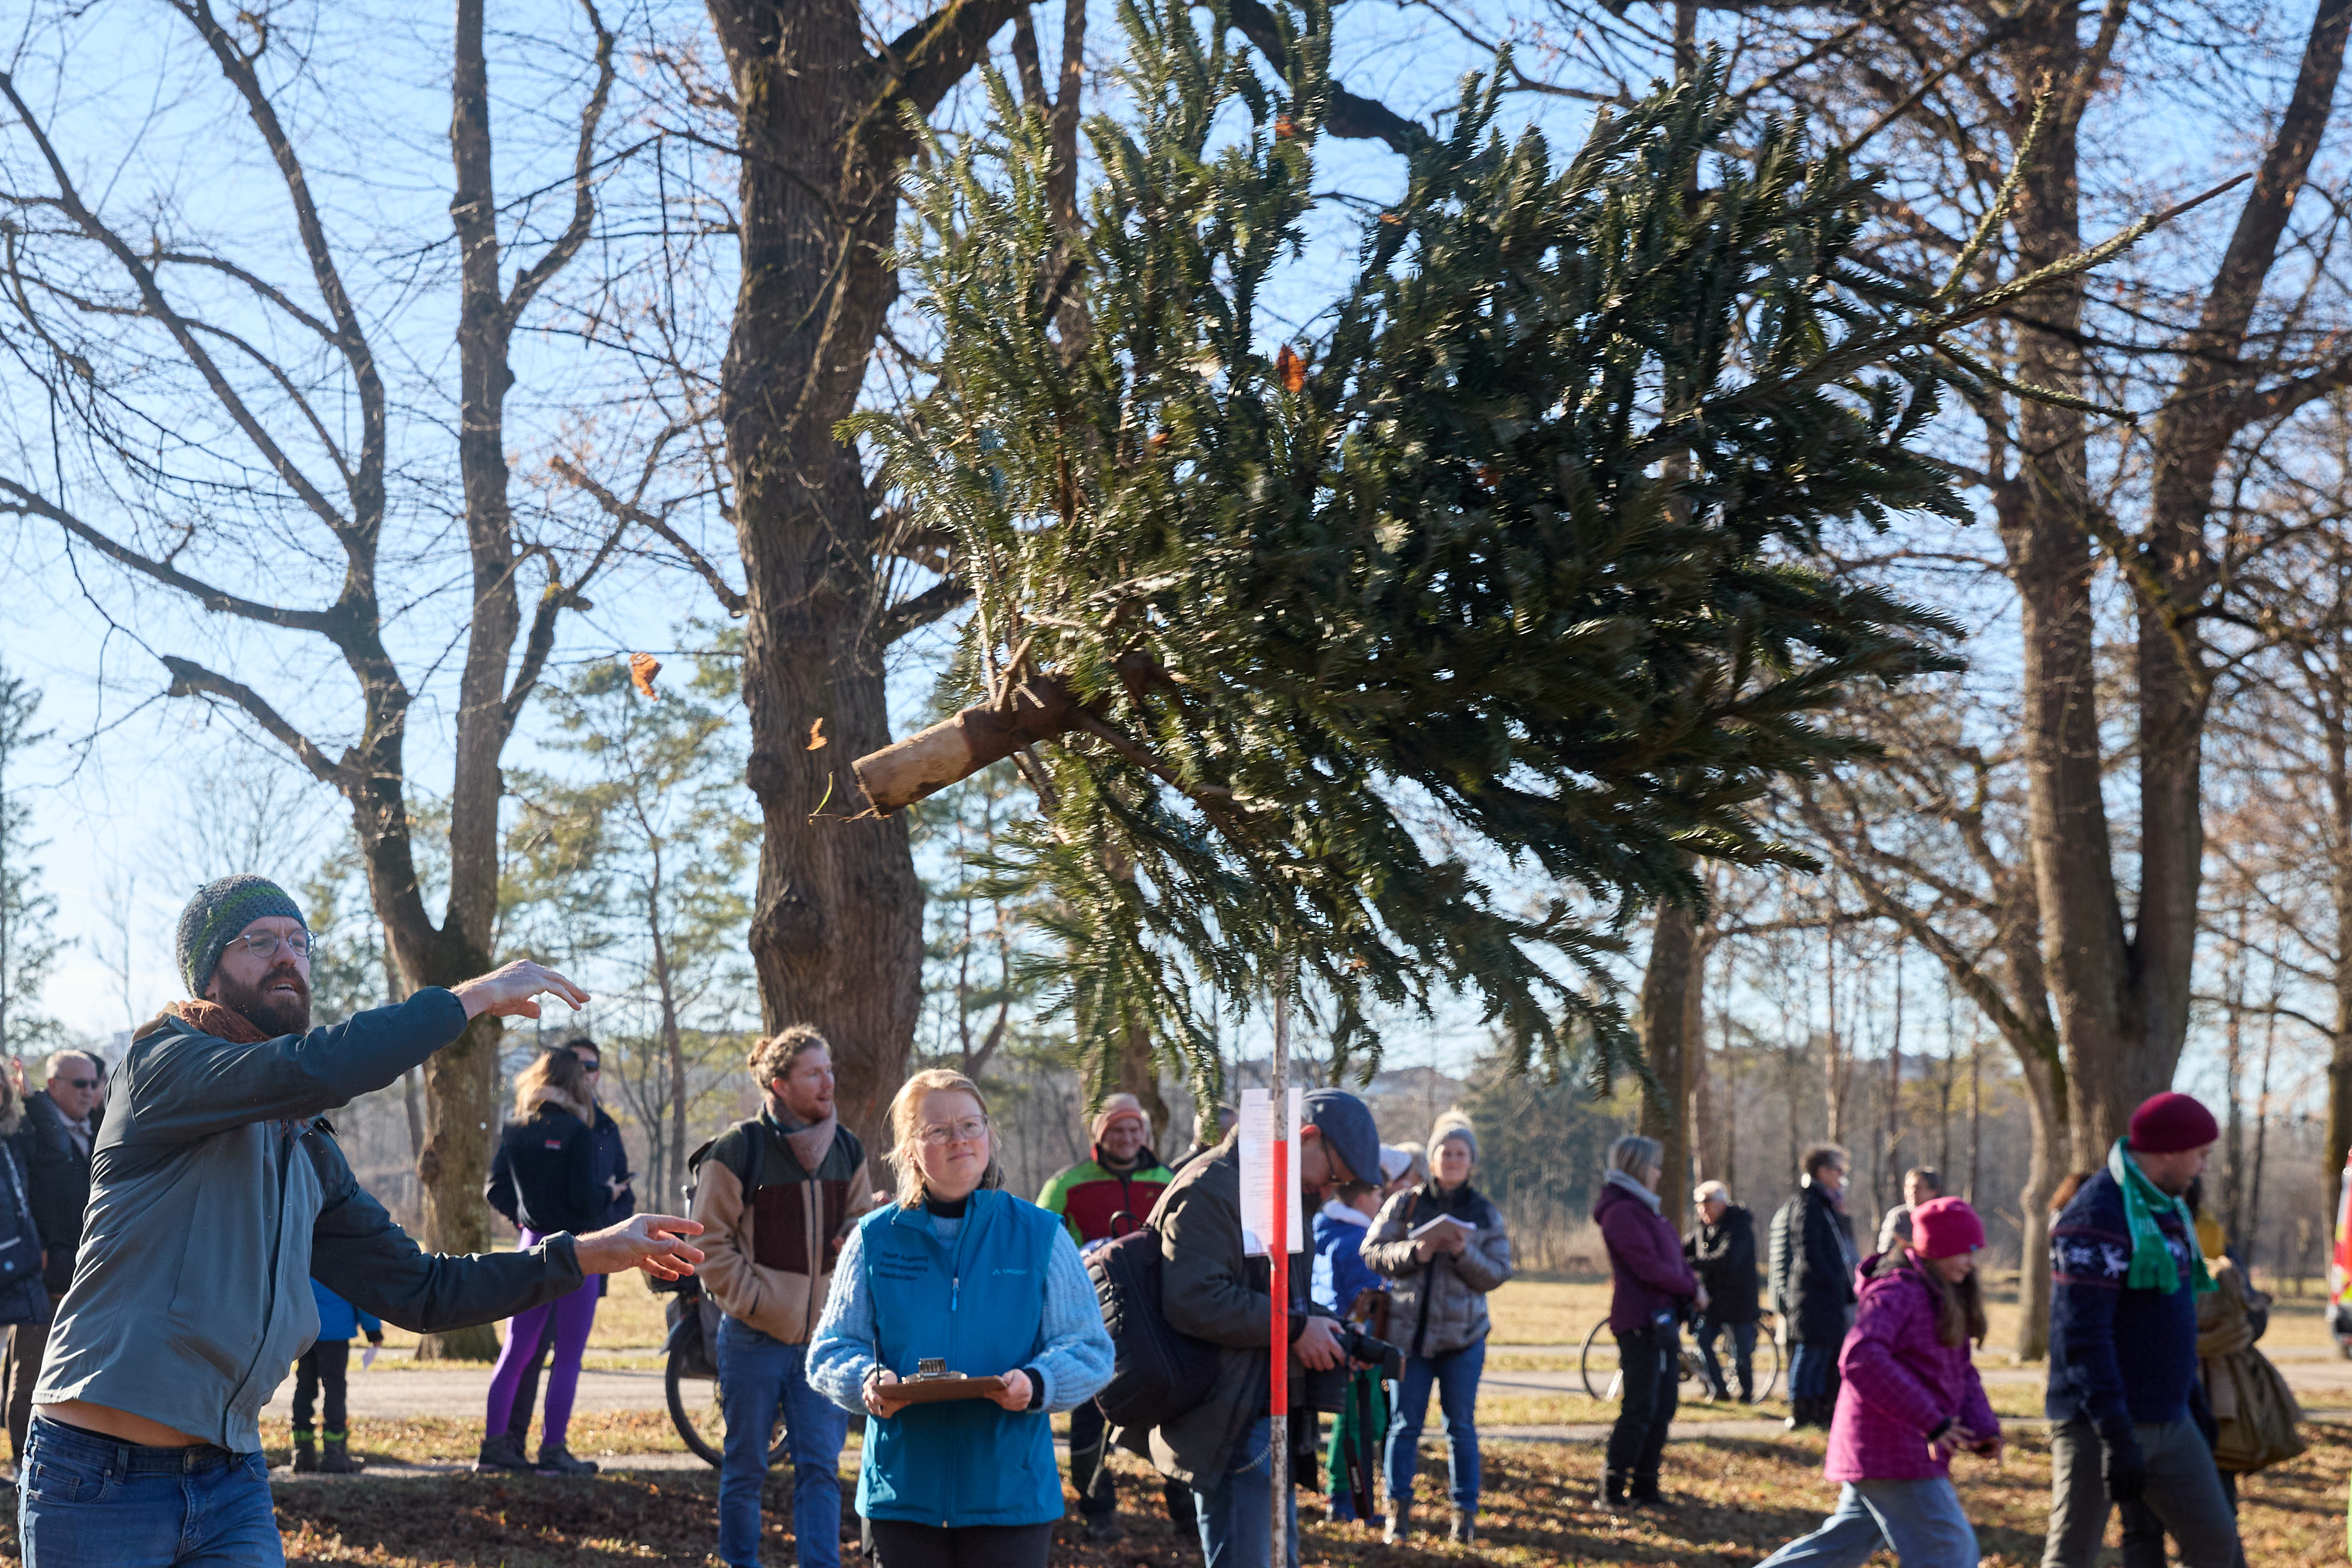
[176,874,306,996]
[1431,1108,1479,1165]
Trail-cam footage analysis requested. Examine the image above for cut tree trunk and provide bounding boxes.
[1638,898,1703,1219]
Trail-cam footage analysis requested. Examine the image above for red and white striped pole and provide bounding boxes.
[1268,979,1291,1568]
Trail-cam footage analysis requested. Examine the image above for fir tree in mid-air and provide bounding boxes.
[850,0,2174,1095]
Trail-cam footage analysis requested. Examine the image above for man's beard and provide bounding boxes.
[216,962,312,1037]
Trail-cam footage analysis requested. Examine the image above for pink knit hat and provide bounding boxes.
[1909,1196,1985,1260]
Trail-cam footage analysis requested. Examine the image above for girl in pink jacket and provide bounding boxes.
[1755,1197,2002,1568]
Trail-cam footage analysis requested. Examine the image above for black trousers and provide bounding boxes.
[1603,1326,1678,1485]
[1068,1397,1201,1528]
[868,1519,1054,1568]
[293,1340,350,1435]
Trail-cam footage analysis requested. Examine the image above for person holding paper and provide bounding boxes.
[289,1281,381,1473]
[1363,1109,1514,1544]
[808,1068,1111,1568]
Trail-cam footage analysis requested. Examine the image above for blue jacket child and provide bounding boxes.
[292,1280,383,1471]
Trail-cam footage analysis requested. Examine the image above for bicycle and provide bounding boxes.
[662,1275,793,1469]
[1577,1309,1782,1403]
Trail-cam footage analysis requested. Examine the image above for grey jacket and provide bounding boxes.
[35,991,586,1450]
[1143,1134,1304,1488]
[1363,1182,1512,1358]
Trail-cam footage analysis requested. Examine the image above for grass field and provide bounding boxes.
[16,1428,2332,1566]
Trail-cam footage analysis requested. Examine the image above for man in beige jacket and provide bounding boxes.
[690,1027,877,1568]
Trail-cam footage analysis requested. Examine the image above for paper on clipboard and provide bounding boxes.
[1238,1086,1304,1258]
[1408,1214,1477,1241]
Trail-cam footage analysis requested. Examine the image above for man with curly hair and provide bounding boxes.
[690,1027,878,1568]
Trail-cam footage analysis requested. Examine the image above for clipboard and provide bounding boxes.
[1408,1215,1476,1241]
[880,1375,1007,1407]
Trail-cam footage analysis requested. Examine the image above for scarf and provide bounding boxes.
[1603,1166,1662,1213]
[161,999,271,1045]
[770,1108,840,1175]
[2109,1138,2215,1296]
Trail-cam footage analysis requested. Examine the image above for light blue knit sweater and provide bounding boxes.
[808,1199,1112,1415]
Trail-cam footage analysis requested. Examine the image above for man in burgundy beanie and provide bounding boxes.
[2041,1090,2233,1568]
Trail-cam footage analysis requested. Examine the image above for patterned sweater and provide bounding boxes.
[2046,1168,2200,1426]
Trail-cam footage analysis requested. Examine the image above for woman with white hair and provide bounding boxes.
[1363,1109,1513,1544]
[1594,1132,1702,1509]
[1686,1179,1762,1402]
[808,1068,1112,1568]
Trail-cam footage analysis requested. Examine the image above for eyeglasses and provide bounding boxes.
[576,1062,602,1074]
[226,931,312,962]
[58,1079,96,1091]
[919,1118,988,1148]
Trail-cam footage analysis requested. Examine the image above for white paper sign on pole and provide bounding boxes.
[1237,1085,1304,1257]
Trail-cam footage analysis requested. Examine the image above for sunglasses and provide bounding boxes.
[59,1078,96,1091]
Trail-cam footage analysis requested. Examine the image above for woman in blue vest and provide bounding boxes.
[810,1068,1112,1568]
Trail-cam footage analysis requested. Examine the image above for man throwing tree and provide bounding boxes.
[21,874,705,1567]
[2042,1091,2236,1568]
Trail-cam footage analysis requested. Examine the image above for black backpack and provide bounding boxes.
[1086,1222,1220,1433]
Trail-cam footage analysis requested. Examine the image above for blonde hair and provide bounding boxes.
[1609,1134,1663,1181]
[886,1068,1005,1208]
[511,1047,594,1123]
[749,1025,830,1092]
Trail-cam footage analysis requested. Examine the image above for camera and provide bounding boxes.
[1301,1319,1404,1412]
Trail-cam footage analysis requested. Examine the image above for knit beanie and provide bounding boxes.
[2127,1091,2220,1155]
[1430,1108,1479,1165]
[1091,1092,1149,1144]
[1908,1196,1985,1260]
[177,874,306,997]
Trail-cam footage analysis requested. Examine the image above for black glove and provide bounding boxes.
[2097,1421,2147,1505]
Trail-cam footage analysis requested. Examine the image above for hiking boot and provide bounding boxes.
[1599,1470,1631,1510]
[1448,1510,1477,1544]
[475,1432,531,1472]
[1383,1502,1411,1543]
[290,1430,318,1473]
[1629,1477,1669,1509]
[318,1437,362,1475]
[1083,1516,1125,1544]
[534,1444,600,1476]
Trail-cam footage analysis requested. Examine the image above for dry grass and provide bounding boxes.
[0,1430,2331,1566]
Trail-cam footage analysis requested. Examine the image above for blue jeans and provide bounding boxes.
[1755,1477,1978,1568]
[716,1316,849,1568]
[1693,1316,1758,1399]
[1191,1416,1299,1568]
[18,1415,280,1567]
[1384,1337,1484,1515]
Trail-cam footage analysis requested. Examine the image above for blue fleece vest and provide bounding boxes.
[854,1189,1063,1526]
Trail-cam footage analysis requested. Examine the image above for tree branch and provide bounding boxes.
[504,0,619,324]
[1223,0,1427,153]
[161,655,354,790]
[549,455,748,616]
[880,577,972,642]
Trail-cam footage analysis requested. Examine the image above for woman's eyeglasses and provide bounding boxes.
[918,1118,988,1148]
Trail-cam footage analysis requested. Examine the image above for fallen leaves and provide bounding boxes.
[807,717,828,750]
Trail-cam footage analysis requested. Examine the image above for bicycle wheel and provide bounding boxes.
[1578,1319,1623,1401]
[666,1341,792,1468]
[1754,1319,1784,1400]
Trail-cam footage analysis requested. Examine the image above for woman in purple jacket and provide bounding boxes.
[1756,1196,2002,1567]
[1593,1134,1701,1508]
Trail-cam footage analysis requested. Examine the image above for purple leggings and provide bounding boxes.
[483,1228,600,1448]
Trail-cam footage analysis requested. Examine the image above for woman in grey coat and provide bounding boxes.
[1362,1110,1513,1544]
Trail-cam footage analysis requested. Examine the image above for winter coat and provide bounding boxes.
[488,1102,603,1238]
[1825,1255,1998,1482]
[587,1104,635,1227]
[1312,1201,1385,1317]
[1595,1182,1698,1333]
[690,1112,878,1346]
[37,994,584,1451]
[1685,1203,1760,1323]
[1364,1180,1513,1358]
[1770,1181,1858,1344]
[1141,1132,1308,1488]
[309,1278,383,1344]
[15,1089,93,1299]
[1037,1148,1175,1246]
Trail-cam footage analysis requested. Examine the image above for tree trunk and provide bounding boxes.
[1638,899,1702,1219]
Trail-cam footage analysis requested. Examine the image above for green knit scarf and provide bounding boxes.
[2107,1138,2214,1296]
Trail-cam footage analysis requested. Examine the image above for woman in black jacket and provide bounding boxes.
[477,1049,605,1474]
[1685,1181,1760,1402]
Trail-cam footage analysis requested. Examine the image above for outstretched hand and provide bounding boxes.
[574,1213,705,1280]
[453,959,590,1021]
